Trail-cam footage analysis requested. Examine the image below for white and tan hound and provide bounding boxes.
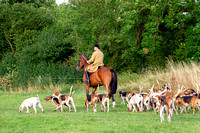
[19,95,44,114]
[52,85,76,112]
[97,94,110,112]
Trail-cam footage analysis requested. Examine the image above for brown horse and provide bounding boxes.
[76,54,117,107]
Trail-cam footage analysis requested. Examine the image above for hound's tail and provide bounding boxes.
[69,85,74,97]
[37,94,39,99]
[70,90,75,97]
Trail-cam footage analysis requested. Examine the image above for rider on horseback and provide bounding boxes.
[85,44,104,83]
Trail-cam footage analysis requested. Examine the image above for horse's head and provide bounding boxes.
[76,54,88,72]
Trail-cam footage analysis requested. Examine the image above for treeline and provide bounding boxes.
[0,0,200,88]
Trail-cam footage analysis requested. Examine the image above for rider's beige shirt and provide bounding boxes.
[86,49,104,73]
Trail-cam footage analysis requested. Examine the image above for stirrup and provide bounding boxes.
[85,72,90,83]
[85,80,90,83]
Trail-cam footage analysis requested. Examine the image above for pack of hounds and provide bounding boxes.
[19,83,200,123]
[119,82,200,122]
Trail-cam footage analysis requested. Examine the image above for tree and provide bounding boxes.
[0,2,55,59]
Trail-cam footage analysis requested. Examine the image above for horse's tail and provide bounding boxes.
[110,69,117,94]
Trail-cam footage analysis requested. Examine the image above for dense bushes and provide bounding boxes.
[0,58,82,88]
[17,26,74,64]
[0,2,56,57]
[0,1,78,89]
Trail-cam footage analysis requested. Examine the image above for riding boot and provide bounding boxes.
[85,72,90,83]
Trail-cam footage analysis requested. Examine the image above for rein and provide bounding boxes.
[82,55,88,62]
[78,54,88,67]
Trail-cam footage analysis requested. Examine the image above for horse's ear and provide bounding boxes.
[79,54,82,57]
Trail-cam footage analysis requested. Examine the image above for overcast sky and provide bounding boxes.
[56,0,68,5]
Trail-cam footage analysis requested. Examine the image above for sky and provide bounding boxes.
[56,0,68,5]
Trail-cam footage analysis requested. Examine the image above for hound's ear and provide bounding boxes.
[132,93,136,96]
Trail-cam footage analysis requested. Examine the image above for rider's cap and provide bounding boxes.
[94,44,100,49]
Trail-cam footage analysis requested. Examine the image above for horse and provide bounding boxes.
[76,54,117,107]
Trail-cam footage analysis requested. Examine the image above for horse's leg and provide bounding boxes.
[92,87,97,94]
[84,83,90,97]
[111,94,115,108]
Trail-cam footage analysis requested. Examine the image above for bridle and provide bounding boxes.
[77,54,88,68]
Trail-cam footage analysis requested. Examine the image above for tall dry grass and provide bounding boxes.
[118,60,200,93]
[1,60,200,93]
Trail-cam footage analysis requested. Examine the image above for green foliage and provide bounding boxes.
[0,53,17,76]
[1,0,56,7]
[17,26,74,64]
[0,25,78,87]
[0,2,55,57]
[63,0,200,72]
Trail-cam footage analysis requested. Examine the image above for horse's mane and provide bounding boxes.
[83,54,89,60]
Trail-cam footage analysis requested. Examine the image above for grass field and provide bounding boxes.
[1,61,200,132]
[1,88,200,133]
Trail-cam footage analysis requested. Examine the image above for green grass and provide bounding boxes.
[0,89,200,133]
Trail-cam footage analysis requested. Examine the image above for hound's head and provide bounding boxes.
[162,85,171,92]
[127,102,132,111]
[126,92,135,100]
[152,95,161,102]
[44,96,53,101]
[119,91,123,96]
[126,92,131,99]
[19,105,24,113]
[184,88,197,96]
